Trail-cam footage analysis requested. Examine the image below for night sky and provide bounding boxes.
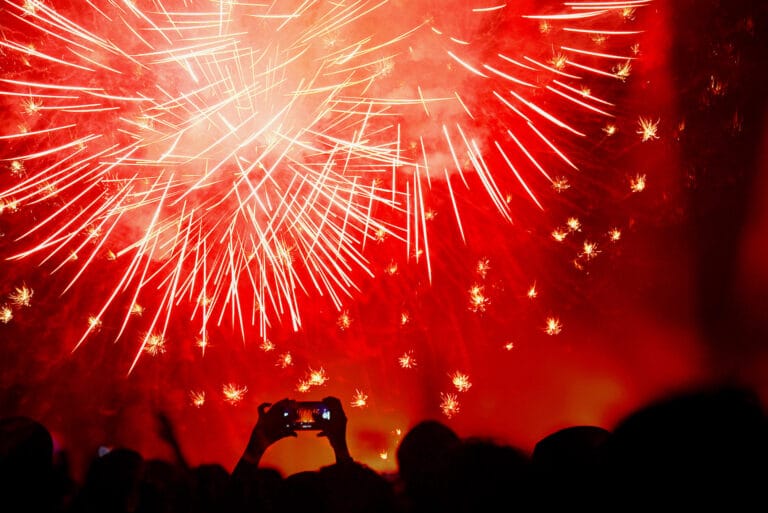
[1,0,767,479]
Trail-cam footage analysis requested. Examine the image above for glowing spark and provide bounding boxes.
[580,241,600,260]
[621,8,637,22]
[144,334,167,356]
[190,391,206,408]
[476,258,491,279]
[545,317,562,336]
[399,351,417,369]
[613,61,632,81]
[539,21,552,34]
[130,304,144,316]
[87,316,102,332]
[609,228,622,242]
[296,381,312,393]
[0,200,19,214]
[379,451,389,460]
[260,339,276,352]
[9,160,24,175]
[440,393,460,419]
[307,367,329,387]
[552,228,568,242]
[527,283,538,299]
[400,311,410,327]
[384,261,399,276]
[0,306,13,324]
[468,284,490,313]
[196,334,209,354]
[222,384,247,405]
[603,123,617,136]
[451,371,472,393]
[630,174,647,193]
[551,53,568,71]
[351,389,368,408]
[552,177,570,193]
[637,117,660,141]
[9,285,33,307]
[504,341,515,351]
[337,311,352,331]
[21,98,42,115]
[277,352,293,368]
[567,217,582,232]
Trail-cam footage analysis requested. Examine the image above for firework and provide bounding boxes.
[0,0,653,370]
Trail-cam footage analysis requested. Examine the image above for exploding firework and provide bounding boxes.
[0,0,653,371]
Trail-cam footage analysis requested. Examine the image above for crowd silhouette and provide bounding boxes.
[1,384,766,513]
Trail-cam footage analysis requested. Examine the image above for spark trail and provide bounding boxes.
[0,0,651,371]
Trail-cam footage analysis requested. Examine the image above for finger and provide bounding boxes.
[257,402,272,416]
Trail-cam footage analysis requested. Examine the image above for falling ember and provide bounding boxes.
[440,393,460,419]
[399,352,417,369]
[527,283,538,299]
[603,124,618,136]
[130,304,145,317]
[468,285,490,313]
[190,391,206,408]
[0,306,13,324]
[87,316,103,332]
[337,311,353,331]
[476,258,491,279]
[307,367,329,387]
[552,229,569,242]
[196,335,209,355]
[8,285,33,308]
[609,228,623,242]
[379,452,389,461]
[260,340,276,352]
[637,117,661,141]
[222,384,247,405]
[400,311,411,327]
[350,389,368,408]
[143,334,167,356]
[451,371,472,393]
[504,341,515,351]
[545,317,563,336]
[552,178,571,193]
[580,241,600,261]
[567,218,582,232]
[613,60,632,81]
[296,381,312,394]
[630,174,648,193]
[276,353,293,369]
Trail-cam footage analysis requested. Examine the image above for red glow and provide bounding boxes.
[1,0,767,480]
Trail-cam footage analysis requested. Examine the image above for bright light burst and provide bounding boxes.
[0,0,653,370]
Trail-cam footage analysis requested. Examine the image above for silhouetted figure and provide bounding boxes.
[446,436,532,513]
[394,419,461,513]
[137,458,193,513]
[231,396,362,513]
[531,425,611,510]
[68,447,144,513]
[190,463,234,513]
[600,384,768,511]
[0,416,60,513]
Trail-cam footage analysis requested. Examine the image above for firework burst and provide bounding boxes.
[0,0,653,370]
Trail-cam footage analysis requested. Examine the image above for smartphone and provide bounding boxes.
[283,400,331,430]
